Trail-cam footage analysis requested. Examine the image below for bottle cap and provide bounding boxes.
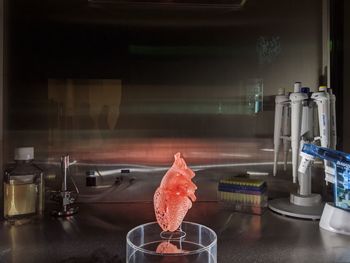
[294,82,302,92]
[319,86,327,92]
[301,87,310,94]
[14,147,34,161]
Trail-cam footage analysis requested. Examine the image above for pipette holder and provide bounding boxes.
[270,84,336,219]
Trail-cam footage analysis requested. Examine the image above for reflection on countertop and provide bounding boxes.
[1,201,350,263]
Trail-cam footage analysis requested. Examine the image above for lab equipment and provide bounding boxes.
[273,88,290,176]
[290,85,309,183]
[269,83,336,219]
[51,155,79,217]
[3,147,44,221]
[299,144,350,235]
[218,177,267,215]
[311,89,330,148]
[86,170,98,187]
[126,221,217,263]
[273,83,333,181]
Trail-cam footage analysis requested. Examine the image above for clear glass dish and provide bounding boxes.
[126,221,217,263]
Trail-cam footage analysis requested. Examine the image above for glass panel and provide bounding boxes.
[5,0,323,168]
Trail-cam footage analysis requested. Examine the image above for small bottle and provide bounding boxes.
[86,170,97,187]
[3,147,44,221]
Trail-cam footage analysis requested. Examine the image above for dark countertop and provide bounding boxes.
[1,202,350,263]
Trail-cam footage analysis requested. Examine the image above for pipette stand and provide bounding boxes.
[269,166,324,220]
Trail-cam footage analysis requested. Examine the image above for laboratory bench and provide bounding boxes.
[0,201,350,263]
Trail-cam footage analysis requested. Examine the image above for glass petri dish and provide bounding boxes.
[126,221,217,263]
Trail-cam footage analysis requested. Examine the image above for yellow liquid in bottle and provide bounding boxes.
[4,183,37,218]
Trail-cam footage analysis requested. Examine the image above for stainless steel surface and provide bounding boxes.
[0,202,350,263]
[0,166,349,262]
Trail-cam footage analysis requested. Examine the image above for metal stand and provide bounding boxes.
[51,191,79,217]
[269,168,324,220]
[269,195,324,220]
[52,207,78,217]
[51,155,79,217]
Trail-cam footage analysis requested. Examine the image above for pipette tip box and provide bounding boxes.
[218,177,268,215]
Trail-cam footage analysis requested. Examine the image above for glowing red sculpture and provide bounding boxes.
[154,153,197,232]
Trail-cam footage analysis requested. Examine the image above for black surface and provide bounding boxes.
[330,0,344,150]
